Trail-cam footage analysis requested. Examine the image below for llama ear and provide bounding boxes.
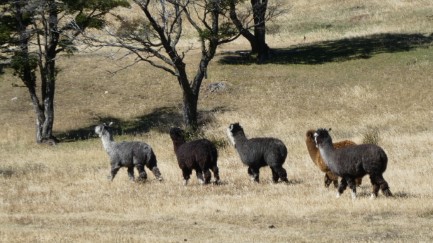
[108,121,114,127]
[229,124,233,131]
[328,128,332,132]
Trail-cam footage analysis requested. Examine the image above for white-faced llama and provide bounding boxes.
[95,122,163,182]
[169,127,220,185]
[227,123,289,183]
[305,129,362,188]
[314,128,392,199]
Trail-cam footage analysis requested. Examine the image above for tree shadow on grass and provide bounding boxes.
[218,33,433,65]
[56,106,229,142]
[56,106,183,142]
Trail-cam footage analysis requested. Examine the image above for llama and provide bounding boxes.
[314,128,392,199]
[305,130,362,188]
[227,123,289,183]
[95,122,163,182]
[169,127,220,185]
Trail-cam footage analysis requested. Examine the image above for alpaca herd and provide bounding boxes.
[95,122,393,200]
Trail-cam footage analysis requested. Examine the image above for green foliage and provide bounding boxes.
[58,38,78,55]
[0,24,11,45]
[218,22,238,39]
[10,52,38,79]
[181,129,228,149]
[74,12,105,30]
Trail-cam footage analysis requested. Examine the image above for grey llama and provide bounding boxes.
[314,128,392,199]
[95,122,162,182]
[226,123,289,183]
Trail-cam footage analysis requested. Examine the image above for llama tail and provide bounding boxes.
[379,149,388,172]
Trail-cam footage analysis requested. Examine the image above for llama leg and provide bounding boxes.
[136,164,147,182]
[346,177,357,200]
[324,174,332,188]
[195,169,205,185]
[146,153,162,181]
[332,179,339,188]
[248,167,260,183]
[202,169,212,184]
[127,166,135,181]
[370,174,385,198]
[272,165,288,183]
[337,178,348,198]
[151,166,163,181]
[325,172,339,188]
[146,163,162,181]
[182,168,192,186]
[109,165,121,181]
[355,177,363,187]
[372,174,393,197]
[271,168,279,183]
[211,165,220,184]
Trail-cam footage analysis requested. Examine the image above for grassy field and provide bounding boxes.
[1,0,433,242]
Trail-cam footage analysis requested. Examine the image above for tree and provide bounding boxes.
[0,0,129,144]
[86,0,238,131]
[228,0,286,63]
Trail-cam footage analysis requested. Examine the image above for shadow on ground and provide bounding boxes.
[56,106,229,142]
[219,33,433,65]
[56,106,183,142]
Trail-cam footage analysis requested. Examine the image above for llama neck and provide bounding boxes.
[305,139,318,162]
[101,133,116,155]
[232,132,248,148]
[172,139,185,153]
[318,142,337,171]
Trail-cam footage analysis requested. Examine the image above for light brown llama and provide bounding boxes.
[305,130,362,188]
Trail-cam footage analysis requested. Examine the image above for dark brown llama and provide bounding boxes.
[169,127,220,185]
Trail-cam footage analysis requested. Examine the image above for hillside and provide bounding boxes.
[1,0,433,241]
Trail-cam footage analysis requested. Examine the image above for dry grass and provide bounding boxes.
[1,0,433,242]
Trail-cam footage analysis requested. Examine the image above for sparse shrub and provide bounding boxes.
[362,127,380,145]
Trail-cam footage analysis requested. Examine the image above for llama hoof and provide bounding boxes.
[183,179,188,186]
[351,192,357,200]
[370,194,377,200]
[198,179,205,185]
[213,180,221,185]
[336,192,341,198]
[157,177,163,182]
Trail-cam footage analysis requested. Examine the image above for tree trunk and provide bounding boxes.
[251,0,270,63]
[13,1,51,144]
[182,92,198,131]
[32,0,58,144]
[229,1,258,53]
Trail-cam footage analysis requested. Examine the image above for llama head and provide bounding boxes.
[313,128,332,147]
[306,129,316,141]
[226,123,244,146]
[169,127,186,142]
[95,122,114,137]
